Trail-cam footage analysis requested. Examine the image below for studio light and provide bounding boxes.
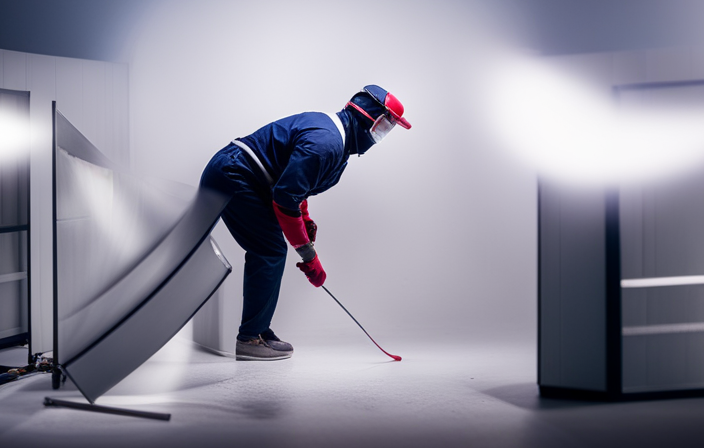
[0,109,30,162]
[482,54,704,185]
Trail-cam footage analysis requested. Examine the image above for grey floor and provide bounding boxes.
[1,335,704,448]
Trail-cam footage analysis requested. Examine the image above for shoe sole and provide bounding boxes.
[235,353,293,361]
[192,342,293,360]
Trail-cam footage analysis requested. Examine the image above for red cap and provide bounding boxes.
[384,92,411,129]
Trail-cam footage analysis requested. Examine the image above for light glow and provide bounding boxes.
[482,54,704,185]
[0,109,30,163]
[66,151,146,261]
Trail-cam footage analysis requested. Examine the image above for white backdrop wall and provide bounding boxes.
[0,49,129,354]
[129,0,539,346]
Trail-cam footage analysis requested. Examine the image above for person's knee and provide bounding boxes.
[245,246,287,269]
[262,251,288,271]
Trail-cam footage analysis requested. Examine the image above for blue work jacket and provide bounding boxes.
[238,111,348,211]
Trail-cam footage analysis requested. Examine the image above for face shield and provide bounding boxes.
[344,85,411,149]
[369,113,397,143]
[346,102,397,143]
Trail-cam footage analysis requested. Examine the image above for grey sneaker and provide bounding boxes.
[260,330,294,352]
[236,335,293,361]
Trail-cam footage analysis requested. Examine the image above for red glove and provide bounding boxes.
[296,255,326,287]
[299,199,317,243]
[273,201,309,248]
[273,200,326,287]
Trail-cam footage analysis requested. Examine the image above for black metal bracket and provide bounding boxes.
[43,397,171,421]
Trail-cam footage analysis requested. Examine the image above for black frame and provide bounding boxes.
[51,102,58,386]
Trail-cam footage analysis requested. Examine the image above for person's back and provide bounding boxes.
[239,111,349,210]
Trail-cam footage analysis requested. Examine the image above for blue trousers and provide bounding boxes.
[199,142,288,340]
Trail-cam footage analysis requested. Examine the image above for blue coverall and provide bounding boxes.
[199,111,348,339]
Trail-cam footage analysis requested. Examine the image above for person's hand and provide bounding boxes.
[299,200,317,242]
[296,254,326,287]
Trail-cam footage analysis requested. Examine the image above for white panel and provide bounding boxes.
[193,287,236,356]
[612,50,647,86]
[619,185,644,279]
[0,282,22,332]
[55,57,83,131]
[646,47,693,83]
[2,50,27,91]
[81,60,107,158]
[691,45,704,79]
[20,52,131,355]
[0,50,132,355]
[653,169,704,277]
[113,63,130,168]
[27,54,56,101]
[26,53,57,354]
[104,64,116,165]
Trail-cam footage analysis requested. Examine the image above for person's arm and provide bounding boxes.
[273,200,326,287]
[271,132,337,287]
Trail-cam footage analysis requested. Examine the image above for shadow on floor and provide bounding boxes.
[482,382,611,411]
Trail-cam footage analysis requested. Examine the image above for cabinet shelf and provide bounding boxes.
[0,225,29,234]
[0,272,28,285]
[622,322,704,336]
